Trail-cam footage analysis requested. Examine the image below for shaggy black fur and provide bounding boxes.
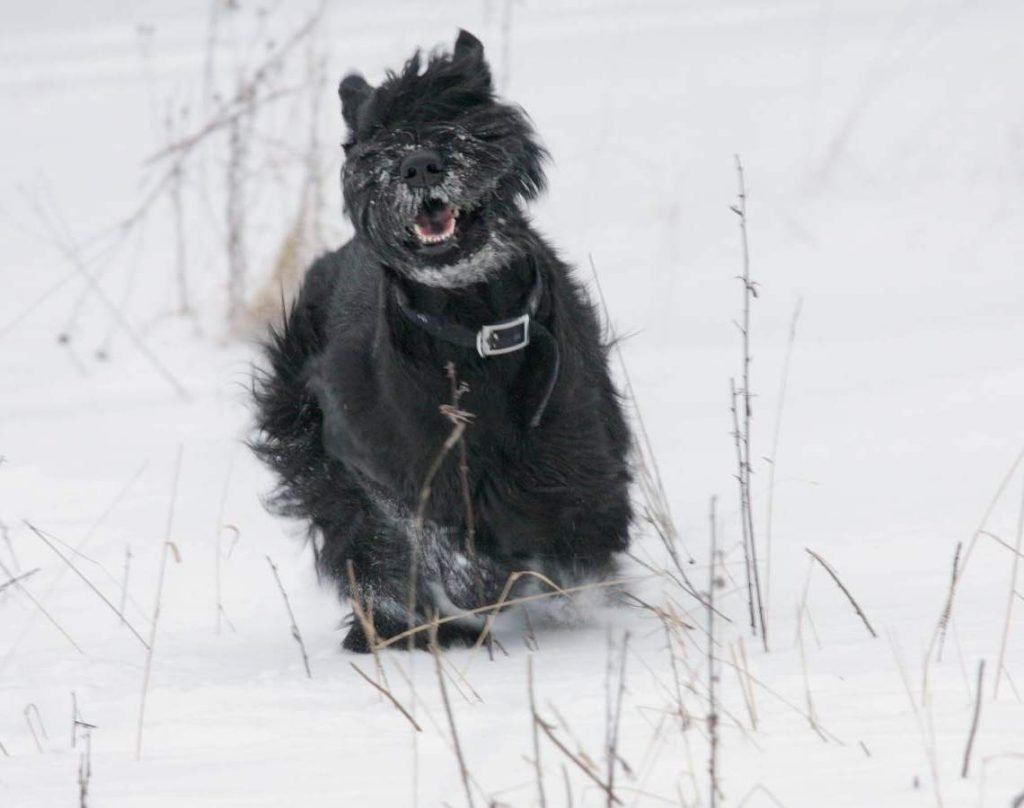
[252,30,632,652]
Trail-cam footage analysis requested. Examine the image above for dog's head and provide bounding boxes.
[338,30,547,287]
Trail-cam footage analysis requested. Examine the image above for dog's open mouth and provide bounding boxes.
[412,201,459,246]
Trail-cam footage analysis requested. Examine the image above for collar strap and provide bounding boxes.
[392,267,544,359]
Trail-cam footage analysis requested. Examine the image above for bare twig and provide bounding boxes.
[118,546,132,628]
[215,453,237,634]
[534,707,622,805]
[994,476,1024,699]
[409,373,474,648]
[804,548,877,638]
[78,728,92,808]
[25,523,149,648]
[136,447,184,761]
[0,557,84,655]
[0,567,39,595]
[430,620,475,808]
[0,520,18,571]
[731,154,767,650]
[764,298,801,626]
[961,660,985,778]
[377,575,644,651]
[588,256,698,584]
[24,703,47,752]
[349,662,421,732]
[605,631,629,808]
[528,656,547,808]
[730,379,756,637]
[707,495,720,808]
[935,542,962,662]
[345,559,387,687]
[266,556,312,678]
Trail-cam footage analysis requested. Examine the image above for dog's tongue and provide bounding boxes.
[414,206,455,240]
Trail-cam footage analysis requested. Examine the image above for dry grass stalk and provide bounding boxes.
[118,547,132,628]
[528,656,547,808]
[730,380,757,637]
[71,691,96,749]
[78,728,92,808]
[994,477,1024,699]
[961,659,985,778]
[795,605,825,742]
[214,453,237,634]
[926,447,1024,681]
[729,641,758,731]
[25,522,149,648]
[430,620,475,808]
[349,662,421,732]
[764,298,802,625]
[0,556,84,655]
[730,155,767,650]
[891,637,945,808]
[24,703,47,752]
[604,632,630,808]
[935,542,962,662]
[588,256,697,590]
[136,446,184,761]
[533,703,622,805]
[0,520,19,571]
[409,363,474,650]
[0,740,8,757]
[804,548,877,638]
[266,555,312,678]
[345,559,390,690]
[376,574,645,651]
[469,568,565,657]
[21,189,190,399]
[707,495,721,807]
[0,567,39,595]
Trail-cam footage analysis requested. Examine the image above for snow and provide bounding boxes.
[2,1,1023,806]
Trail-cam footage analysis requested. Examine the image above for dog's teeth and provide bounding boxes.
[452,208,460,219]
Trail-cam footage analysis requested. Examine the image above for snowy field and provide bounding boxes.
[2,1,1023,806]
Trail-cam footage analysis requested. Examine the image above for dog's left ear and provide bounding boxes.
[453,29,491,87]
[454,29,484,62]
[339,73,373,134]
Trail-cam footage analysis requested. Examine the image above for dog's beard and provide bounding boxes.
[353,179,515,287]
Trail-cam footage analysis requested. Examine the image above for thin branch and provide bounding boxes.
[430,621,474,808]
[707,495,720,808]
[804,548,877,638]
[349,662,421,732]
[0,556,84,655]
[24,523,149,648]
[994,476,1024,699]
[534,709,622,805]
[136,446,184,761]
[961,660,985,778]
[0,568,40,595]
[266,556,312,678]
[528,656,547,808]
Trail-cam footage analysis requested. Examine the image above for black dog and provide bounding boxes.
[252,30,632,652]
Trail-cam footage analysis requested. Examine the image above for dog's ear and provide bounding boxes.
[339,73,373,134]
[453,30,492,91]
[454,29,485,63]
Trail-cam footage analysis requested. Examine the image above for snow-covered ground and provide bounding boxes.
[2,1,1023,806]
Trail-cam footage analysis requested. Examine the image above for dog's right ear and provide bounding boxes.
[339,73,373,134]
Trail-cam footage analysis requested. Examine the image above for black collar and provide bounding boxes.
[391,267,544,358]
[389,266,559,428]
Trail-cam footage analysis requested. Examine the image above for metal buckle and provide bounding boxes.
[476,314,531,357]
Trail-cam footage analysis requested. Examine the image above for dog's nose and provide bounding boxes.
[399,149,445,188]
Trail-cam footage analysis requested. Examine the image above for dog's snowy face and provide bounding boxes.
[339,30,547,287]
